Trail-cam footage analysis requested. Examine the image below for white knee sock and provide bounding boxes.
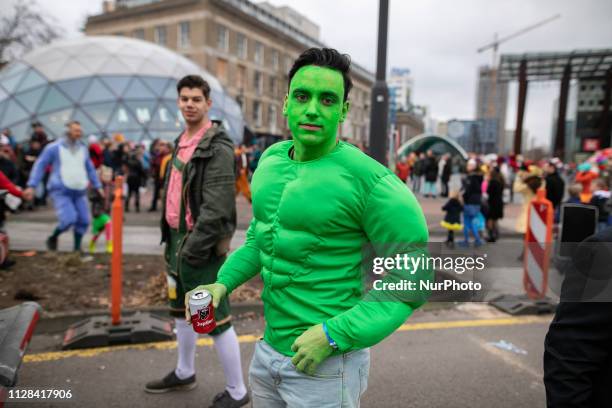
[175,318,198,379]
[212,326,247,400]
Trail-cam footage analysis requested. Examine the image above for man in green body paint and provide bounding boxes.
[187,48,430,407]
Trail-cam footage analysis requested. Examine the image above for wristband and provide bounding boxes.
[322,322,338,350]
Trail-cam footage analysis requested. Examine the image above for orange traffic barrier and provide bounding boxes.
[523,187,553,299]
[111,176,124,325]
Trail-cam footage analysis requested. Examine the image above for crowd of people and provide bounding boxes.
[395,148,612,247]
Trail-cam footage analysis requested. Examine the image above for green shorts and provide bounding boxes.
[165,228,231,335]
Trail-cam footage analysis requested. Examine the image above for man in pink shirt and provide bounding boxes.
[145,75,248,408]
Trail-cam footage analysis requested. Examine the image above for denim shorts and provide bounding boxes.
[249,339,370,408]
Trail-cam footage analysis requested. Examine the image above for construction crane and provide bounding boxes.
[477,13,561,66]
[476,14,561,121]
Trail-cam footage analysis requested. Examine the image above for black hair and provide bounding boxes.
[288,48,353,101]
[176,75,211,99]
[67,120,80,127]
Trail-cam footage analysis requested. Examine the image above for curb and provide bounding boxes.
[36,302,264,334]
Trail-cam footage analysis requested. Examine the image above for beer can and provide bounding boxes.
[189,289,216,334]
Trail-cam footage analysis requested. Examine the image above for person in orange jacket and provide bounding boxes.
[574,162,598,203]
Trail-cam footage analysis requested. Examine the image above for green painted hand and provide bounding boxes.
[290,324,334,376]
[184,283,227,322]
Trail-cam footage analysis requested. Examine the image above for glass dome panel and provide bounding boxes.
[38,86,72,114]
[161,101,184,125]
[85,101,116,128]
[3,99,30,126]
[123,77,156,99]
[163,83,177,99]
[1,72,27,93]
[108,103,140,130]
[96,57,132,75]
[71,109,100,136]
[0,62,28,79]
[141,77,170,97]
[124,100,157,126]
[15,86,47,113]
[100,76,132,97]
[74,55,111,75]
[15,69,47,92]
[0,100,7,124]
[56,78,91,102]
[81,78,116,104]
[36,107,73,138]
[53,58,94,81]
[148,103,179,130]
[7,121,30,141]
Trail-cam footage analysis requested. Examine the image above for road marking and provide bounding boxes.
[24,315,551,364]
[469,334,545,388]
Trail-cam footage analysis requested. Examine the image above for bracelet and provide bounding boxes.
[322,322,338,350]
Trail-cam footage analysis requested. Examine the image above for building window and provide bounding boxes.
[253,101,262,127]
[268,104,277,132]
[216,58,228,83]
[271,50,279,70]
[236,65,247,90]
[133,29,144,39]
[217,25,229,52]
[254,42,264,65]
[254,71,263,95]
[178,21,190,48]
[269,77,277,97]
[236,33,247,59]
[284,55,293,74]
[154,26,167,46]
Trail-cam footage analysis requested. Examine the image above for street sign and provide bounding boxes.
[523,188,553,299]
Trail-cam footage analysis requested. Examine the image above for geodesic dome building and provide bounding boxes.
[0,36,244,143]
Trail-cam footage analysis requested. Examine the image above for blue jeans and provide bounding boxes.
[423,181,437,196]
[249,339,370,408]
[463,204,482,245]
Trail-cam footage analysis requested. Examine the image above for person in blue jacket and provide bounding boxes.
[24,121,103,252]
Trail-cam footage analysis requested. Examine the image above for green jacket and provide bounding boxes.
[160,121,236,266]
[217,140,430,356]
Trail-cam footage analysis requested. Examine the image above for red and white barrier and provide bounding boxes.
[523,188,553,299]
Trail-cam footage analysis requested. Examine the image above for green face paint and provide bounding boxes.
[283,65,350,161]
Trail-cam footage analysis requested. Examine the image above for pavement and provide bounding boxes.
[2,181,557,407]
[10,304,552,408]
[5,184,525,254]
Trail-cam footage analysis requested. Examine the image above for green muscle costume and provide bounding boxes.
[217,139,430,356]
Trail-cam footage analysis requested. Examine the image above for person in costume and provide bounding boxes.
[25,121,102,252]
[88,191,112,254]
[144,75,249,408]
[186,48,430,407]
[441,190,463,247]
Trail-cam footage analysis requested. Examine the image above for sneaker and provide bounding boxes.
[144,371,196,394]
[46,235,58,251]
[209,390,250,408]
[89,241,96,254]
[106,241,113,254]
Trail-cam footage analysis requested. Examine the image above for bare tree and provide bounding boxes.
[0,1,62,65]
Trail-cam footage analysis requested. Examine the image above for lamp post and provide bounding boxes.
[369,0,390,166]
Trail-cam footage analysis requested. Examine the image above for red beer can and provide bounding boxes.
[189,290,216,334]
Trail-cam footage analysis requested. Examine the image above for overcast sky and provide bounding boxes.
[11,0,612,148]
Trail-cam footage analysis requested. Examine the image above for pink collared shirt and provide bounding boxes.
[165,121,212,230]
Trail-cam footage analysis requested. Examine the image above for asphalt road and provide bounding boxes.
[8,305,553,408]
